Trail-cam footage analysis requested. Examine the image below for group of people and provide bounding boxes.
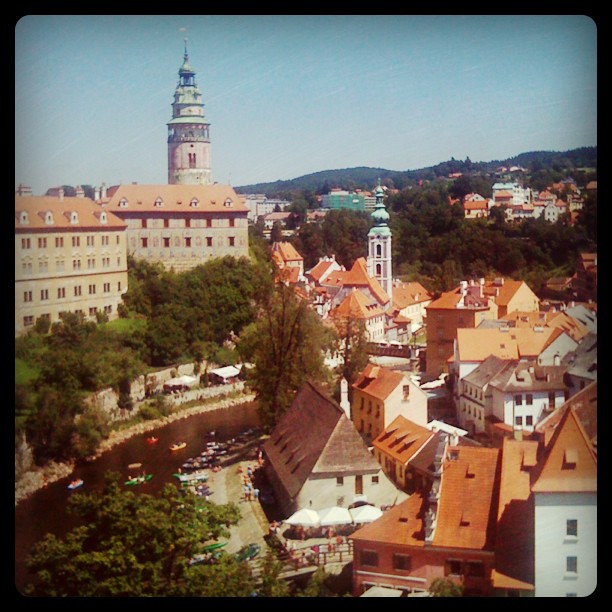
[238,464,259,502]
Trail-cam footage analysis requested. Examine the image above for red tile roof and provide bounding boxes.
[307,259,336,282]
[330,289,384,321]
[531,406,597,494]
[342,257,390,305]
[352,363,405,401]
[372,415,434,464]
[392,281,432,310]
[433,446,499,550]
[272,241,303,263]
[105,183,248,213]
[15,196,126,230]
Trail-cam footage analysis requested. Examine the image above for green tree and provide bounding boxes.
[428,576,464,597]
[270,220,284,243]
[25,473,247,597]
[256,550,291,597]
[332,312,370,386]
[238,283,334,429]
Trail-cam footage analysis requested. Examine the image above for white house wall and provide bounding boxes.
[296,470,400,511]
[534,492,597,597]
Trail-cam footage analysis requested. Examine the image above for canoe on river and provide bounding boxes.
[170,442,187,451]
[67,479,84,490]
[128,462,142,470]
[125,474,153,486]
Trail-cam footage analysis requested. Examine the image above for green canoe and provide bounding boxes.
[125,474,153,486]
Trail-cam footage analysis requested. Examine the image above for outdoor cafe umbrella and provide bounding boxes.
[284,508,321,527]
[317,506,353,526]
[349,504,383,524]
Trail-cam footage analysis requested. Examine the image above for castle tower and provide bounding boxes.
[167,40,212,185]
[367,179,393,301]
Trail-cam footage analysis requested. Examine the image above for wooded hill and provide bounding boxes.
[235,146,597,197]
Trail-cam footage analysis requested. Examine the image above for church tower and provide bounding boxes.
[367,179,393,302]
[167,41,212,185]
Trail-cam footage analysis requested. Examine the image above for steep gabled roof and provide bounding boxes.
[331,290,384,321]
[272,241,303,263]
[535,381,597,452]
[531,406,597,494]
[342,257,390,305]
[263,382,379,501]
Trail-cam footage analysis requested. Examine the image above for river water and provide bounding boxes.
[14,401,260,595]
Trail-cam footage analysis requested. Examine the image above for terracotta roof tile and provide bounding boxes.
[372,415,434,464]
[433,446,499,550]
[342,258,390,305]
[352,363,405,401]
[106,183,248,213]
[531,406,597,493]
[15,196,126,230]
[331,290,384,321]
[392,281,432,310]
[272,241,303,262]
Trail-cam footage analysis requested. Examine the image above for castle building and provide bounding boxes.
[15,194,128,335]
[367,180,393,303]
[103,183,249,273]
[167,40,212,185]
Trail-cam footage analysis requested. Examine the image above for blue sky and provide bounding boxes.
[15,15,597,195]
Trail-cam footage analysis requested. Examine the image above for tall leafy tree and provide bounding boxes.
[238,283,334,429]
[25,473,248,597]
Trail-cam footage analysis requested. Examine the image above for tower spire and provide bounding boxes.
[367,178,393,302]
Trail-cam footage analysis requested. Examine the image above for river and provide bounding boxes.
[14,401,260,595]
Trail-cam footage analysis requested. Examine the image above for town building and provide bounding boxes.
[15,194,128,335]
[271,241,304,283]
[531,406,597,597]
[390,280,431,329]
[561,332,597,396]
[572,253,597,302]
[241,194,291,222]
[492,182,531,206]
[463,199,489,219]
[262,211,292,231]
[321,188,365,211]
[350,440,500,596]
[262,381,403,517]
[351,363,428,443]
[167,41,212,185]
[330,289,386,344]
[103,183,249,273]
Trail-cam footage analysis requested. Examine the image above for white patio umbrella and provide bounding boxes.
[349,504,383,524]
[284,508,321,527]
[317,506,353,526]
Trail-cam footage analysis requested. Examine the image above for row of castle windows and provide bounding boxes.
[22,304,114,328]
[21,257,120,275]
[135,217,236,229]
[135,236,240,249]
[23,282,121,303]
[21,235,117,249]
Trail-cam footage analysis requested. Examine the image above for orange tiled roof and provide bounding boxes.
[272,241,303,262]
[105,183,248,213]
[531,405,597,493]
[350,493,427,547]
[322,269,347,286]
[494,190,513,198]
[331,289,384,321]
[482,279,530,307]
[456,327,563,362]
[352,363,405,401]
[308,259,336,282]
[15,196,126,230]
[372,415,434,464]
[392,281,431,310]
[464,200,488,210]
[342,257,390,305]
[504,310,588,342]
[433,446,500,550]
[426,289,462,310]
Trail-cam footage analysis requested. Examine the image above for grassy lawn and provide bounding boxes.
[15,358,40,385]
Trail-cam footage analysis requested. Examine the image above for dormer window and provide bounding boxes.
[19,211,29,225]
[100,212,107,224]
[190,198,199,207]
[118,198,128,208]
[224,198,233,207]
[45,211,54,225]
[154,197,163,207]
[70,211,79,224]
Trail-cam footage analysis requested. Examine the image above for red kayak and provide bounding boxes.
[147,436,159,445]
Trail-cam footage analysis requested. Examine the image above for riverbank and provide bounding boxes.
[14,391,256,507]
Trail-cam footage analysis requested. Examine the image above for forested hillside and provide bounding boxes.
[235,146,596,197]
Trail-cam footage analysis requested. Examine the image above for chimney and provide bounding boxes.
[94,186,100,202]
[479,278,485,298]
[101,183,107,199]
[460,280,467,296]
[75,185,84,198]
[58,188,64,201]
[339,378,350,418]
